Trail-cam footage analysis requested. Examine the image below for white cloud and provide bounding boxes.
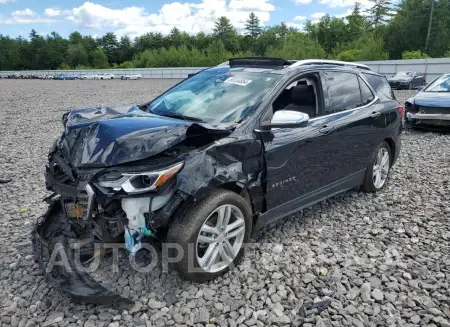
[287,22,304,29]
[1,8,58,24]
[292,0,312,4]
[229,0,275,11]
[319,0,371,8]
[65,0,275,37]
[310,12,326,19]
[0,0,15,4]
[44,8,70,17]
[293,15,306,21]
[12,8,37,17]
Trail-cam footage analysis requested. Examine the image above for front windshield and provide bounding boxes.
[394,72,413,78]
[147,67,281,124]
[424,74,450,92]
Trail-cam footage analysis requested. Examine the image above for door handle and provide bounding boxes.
[319,125,333,134]
[371,111,381,118]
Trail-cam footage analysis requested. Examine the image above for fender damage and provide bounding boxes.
[33,105,265,306]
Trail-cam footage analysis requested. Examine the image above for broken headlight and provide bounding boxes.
[97,162,184,194]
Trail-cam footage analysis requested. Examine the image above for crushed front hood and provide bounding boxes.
[58,106,232,168]
[409,92,450,108]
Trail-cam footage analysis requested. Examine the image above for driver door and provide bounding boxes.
[259,73,337,219]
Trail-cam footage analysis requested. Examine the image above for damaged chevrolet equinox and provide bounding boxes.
[34,58,402,307]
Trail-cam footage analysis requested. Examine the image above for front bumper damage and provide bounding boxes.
[406,112,450,120]
[406,112,450,128]
[33,199,135,308]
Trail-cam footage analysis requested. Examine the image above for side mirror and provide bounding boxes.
[417,86,425,92]
[261,110,310,130]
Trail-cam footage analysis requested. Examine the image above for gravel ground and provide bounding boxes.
[0,81,449,327]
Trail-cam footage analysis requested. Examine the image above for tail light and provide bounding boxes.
[397,102,404,117]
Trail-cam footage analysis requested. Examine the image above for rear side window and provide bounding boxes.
[363,73,395,100]
[322,71,362,114]
[358,77,375,105]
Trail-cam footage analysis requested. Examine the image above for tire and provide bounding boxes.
[166,190,252,282]
[361,141,392,193]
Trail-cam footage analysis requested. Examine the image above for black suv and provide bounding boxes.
[35,58,402,307]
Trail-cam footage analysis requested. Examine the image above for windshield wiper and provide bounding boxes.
[158,113,206,123]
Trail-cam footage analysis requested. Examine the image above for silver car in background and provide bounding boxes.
[121,74,142,80]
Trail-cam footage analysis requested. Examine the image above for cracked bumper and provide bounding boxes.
[32,200,134,308]
[406,112,450,121]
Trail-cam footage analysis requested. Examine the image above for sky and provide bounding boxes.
[0,0,374,39]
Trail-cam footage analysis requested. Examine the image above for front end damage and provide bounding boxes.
[33,105,265,306]
[405,95,450,129]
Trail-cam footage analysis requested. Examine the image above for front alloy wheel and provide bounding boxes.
[196,205,245,273]
[167,190,252,282]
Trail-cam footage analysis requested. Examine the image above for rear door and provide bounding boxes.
[318,70,387,188]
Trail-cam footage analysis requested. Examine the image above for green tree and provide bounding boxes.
[66,43,88,67]
[402,50,431,59]
[213,16,239,52]
[245,13,262,38]
[267,32,326,59]
[366,0,393,27]
[99,32,119,64]
[347,3,369,40]
[91,48,109,68]
[117,35,134,63]
[305,15,349,56]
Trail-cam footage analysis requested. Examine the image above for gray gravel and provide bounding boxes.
[1,81,449,327]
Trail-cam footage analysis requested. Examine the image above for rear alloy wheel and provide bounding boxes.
[408,82,413,90]
[361,141,391,192]
[167,190,252,281]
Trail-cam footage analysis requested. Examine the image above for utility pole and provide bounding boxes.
[424,0,435,52]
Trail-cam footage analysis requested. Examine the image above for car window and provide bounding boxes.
[423,74,450,92]
[394,72,413,78]
[359,77,375,105]
[363,73,395,101]
[321,71,362,115]
[148,67,281,124]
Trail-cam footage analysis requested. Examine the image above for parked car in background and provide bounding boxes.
[121,74,142,80]
[405,73,450,129]
[82,74,99,80]
[35,58,402,307]
[388,71,426,90]
[54,74,79,80]
[99,73,115,80]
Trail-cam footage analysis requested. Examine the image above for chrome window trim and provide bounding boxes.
[309,96,379,122]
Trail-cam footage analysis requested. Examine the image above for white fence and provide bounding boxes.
[0,68,205,79]
[1,58,450,81]
[360,58,450,82]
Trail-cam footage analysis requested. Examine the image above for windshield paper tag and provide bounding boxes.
[224,77,252,86]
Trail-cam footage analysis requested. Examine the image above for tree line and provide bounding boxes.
[1,0,449,71]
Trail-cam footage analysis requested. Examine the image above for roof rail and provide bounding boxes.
[288,59,371,71]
